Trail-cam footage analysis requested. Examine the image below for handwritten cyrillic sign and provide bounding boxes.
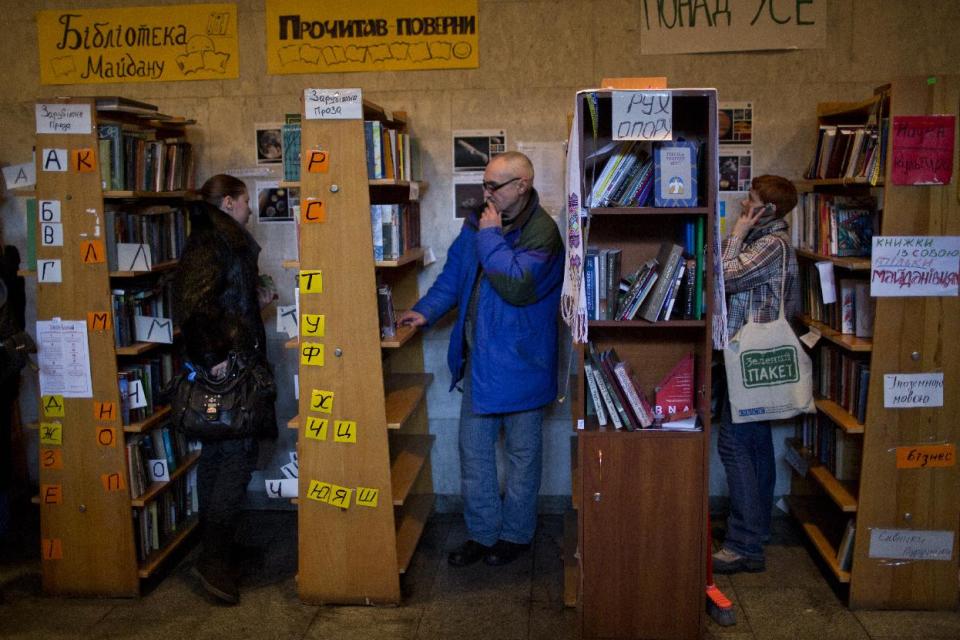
[871,236,960,297]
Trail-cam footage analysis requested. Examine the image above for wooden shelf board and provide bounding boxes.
[110,259,180,278]
[381,324,418,349]
[285,337,298,349]
[288,415,299,430]
[115,334,178,356]
[815,396,865,434]
[376,246,425,268]
[275,179,426,190]
[589,319,706,328]
[589,206,710,216]
[104,190,196,200]
[385,373,433,430]
[137,516,199,579]
[131,451,202,507]
[16,269,35,277]
[395,494,434,575]
[124,406,172,434]
[792,178,882,191]
[786,440,858,512]
[784,496,851,583]
[795,249,871,271]
[282,259,300,269]
[799,316,872,353]
[390,434,435,506]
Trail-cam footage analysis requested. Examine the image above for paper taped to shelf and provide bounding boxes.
[35,103,92,134]
[37,319,92,398]
[815,261,836,304]
[303,88,362,120]
[871,236,960,297]
[276,304,298,338]
[869,528,955,561]
[265,478,298,498]
[147,459,170,482]
[612,91,672,141]
[884,373,944,408]
[117,243,153,272]
[2,162,35,189]
[134,315,173,344]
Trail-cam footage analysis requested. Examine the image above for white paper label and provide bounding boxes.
[127,379,147,409]
[40,149,68,172]
[612,91,673,141]
[799,326,822,349]
[265,478,298,498]
[276,304,298,339]
[883,373,945,408]
[871,236,960,297]
[36,103,92,135]
[39,200,61,223]
[281,461,299,479]
[304,88,363,120]
[2,162,36,189]
[815,260,837,304]
[117,243,153,272]
[147,459,170,482]
[134,315,173,344]
[37,259,62,283]
[869,528,954,561]
[40,223,63,247]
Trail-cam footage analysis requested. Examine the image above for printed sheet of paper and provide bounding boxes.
[37,319,93,398]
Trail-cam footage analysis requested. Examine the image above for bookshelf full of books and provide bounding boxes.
[291,95,434,605]
[786,78,960,611]
[571,88,717,640]
[35,97,198,596]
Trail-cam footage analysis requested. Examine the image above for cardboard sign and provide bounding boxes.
[310,389,335,413]
[871,236,960,297]
[896,444,955,469]
[116,243,153,272]
[891,115,956,185]
[300,342,324,367]
[299,270,323,293]
[301,313,325,337]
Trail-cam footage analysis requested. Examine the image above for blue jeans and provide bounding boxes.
[459,365,544,547]
[717,394,774,561]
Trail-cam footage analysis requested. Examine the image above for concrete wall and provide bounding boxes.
[3,0,959,508]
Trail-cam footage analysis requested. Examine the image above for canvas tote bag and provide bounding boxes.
[723,238,815,424]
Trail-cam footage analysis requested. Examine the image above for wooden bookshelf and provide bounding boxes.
[588,206,711,216]
[389,434,434,505]
[123,406,172,434]
[130,451,201,507]
[137,517,199,579]
[103,190,196,200]
[795,249,871,271]
[799,315,872,352]
[395,493,434,574]
[385,373,433,430]
[109,259,179,278]
[814,395,865,434]
[785,496,851,583]
[380,323,418,349]
[283,246,426,271]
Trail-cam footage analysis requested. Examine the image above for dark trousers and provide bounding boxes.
[197,438,258,564]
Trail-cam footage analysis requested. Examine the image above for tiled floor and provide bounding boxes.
[1,508,959,639]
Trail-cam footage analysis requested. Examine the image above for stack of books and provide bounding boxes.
[97,123,195,192]
[111,278,174,348]
[792,192,876,257]
[803,120,888,183]
[371,204,421,261]
[814,345,871,424]
[377,283,396,339]
[364,120,420,181]
[126,426,195,499]
[587,141,655,208]
[796,413,864,481]
[105,205,189,271]
[132,466,199,562]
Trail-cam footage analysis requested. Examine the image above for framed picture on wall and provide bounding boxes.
[255,123,284,165]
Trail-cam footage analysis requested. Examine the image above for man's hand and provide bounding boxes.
[478,200,501,230]
[733,203,767,237]
[397,309,427,328]
[210,359,229,379]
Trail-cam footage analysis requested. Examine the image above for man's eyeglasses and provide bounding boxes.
[482,177,521,193]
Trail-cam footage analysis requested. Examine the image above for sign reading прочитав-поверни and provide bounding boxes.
[266,0,479,74]
[37,4,239,85]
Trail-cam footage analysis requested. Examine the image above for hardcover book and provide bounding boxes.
[653,140,699,207]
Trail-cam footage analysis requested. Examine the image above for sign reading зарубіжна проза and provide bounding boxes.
[265,0,478,74]
[37,4,239,85]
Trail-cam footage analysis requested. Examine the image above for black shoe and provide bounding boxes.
[483,540,530,566]
[194,561,240,604]
[448,540,491,567]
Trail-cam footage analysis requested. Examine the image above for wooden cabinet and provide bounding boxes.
[570,88,717,639]
[34,97,197,595]
[787,76,959,610]
[290,98,433,604]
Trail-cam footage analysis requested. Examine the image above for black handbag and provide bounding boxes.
[164,353,276,441]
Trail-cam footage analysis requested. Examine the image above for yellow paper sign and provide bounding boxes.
[333,420,357,443]
[40,422,63,446]
[301,313,325,337]
[310,389,335,413]
[42,395,65,417]
[301,342,325,367]
[328,484,352,509]
[299,270,323,293]
[304,416,328,441]
[356,487,379,508]
[266,0,479,74]
[42,538,63,560]
[37,5,240,85]
[306,479,332,503]
[40,448,63,470]
[896,444,956,469]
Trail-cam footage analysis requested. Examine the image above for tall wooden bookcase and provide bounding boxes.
[787,76,959,609]
[291,96,434,604]
[571,89,717,640]
[34,97,197,596]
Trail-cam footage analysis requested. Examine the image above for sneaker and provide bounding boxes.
[712,547,765,574]
[448,540,492,567]
[483,540,530,566]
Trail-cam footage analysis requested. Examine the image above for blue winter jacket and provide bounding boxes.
[412,189,564,415]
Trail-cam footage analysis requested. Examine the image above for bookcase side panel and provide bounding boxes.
[296,115,399,604]
[36,101,137,596]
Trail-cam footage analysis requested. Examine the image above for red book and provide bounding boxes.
[654,353,695,422]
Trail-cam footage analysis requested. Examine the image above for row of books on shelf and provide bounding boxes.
[587,139,701,208]
[126,426,199,499]
[371,204,421,261]
[118,354,176,426]
[377,282,397,340]
[814,346,870,425]
[799,267,875,338]
[803,120,888,182]
[793,413,863,483]
[584,345,698,431]
[112,279,175,348]
[98,123,195,192]
[791,192,877,257]
[105,206,189,271]
[132,470,198,562]
[363,120,421,181]
[585,223,705,322]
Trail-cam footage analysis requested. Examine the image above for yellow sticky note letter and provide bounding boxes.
[310,389,334,413]
[42,395,64,417]
[301,313,325,337]
[328,485,352,509]
[304,416,328,441]
[356,487,379,508]
[306,479,331,503]
[301,342,324,367]
[299,270,323,293]
[333,420,357,444]
[40,422,62,446]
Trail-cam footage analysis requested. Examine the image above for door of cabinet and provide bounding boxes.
[580,433,705,640]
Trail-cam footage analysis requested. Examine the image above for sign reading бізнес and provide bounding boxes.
[266,0,478,74]
[639,0,826,55]
[37,4,239,85]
